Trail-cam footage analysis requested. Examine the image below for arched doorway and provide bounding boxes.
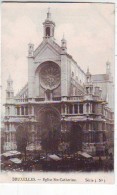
[70,122,82,153]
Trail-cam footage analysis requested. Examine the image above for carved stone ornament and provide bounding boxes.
[40,62,60,90]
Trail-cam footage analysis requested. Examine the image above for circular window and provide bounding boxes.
[40,62,60,90]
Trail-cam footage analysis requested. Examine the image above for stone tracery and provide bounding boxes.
[40,61,60,90]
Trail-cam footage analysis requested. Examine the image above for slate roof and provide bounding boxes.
[92,74,109,82]
[15,83,28,99]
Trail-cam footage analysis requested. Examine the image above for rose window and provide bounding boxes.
[40,62,60,90]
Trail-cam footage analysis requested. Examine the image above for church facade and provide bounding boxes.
[3,10,114,156]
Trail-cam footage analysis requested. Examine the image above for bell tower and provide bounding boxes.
[43,8,55,40]
[6,75,14,102]
[5,75,15,116]
[61,34,67,53]
[85,67,93,95]
[106,61,111,75]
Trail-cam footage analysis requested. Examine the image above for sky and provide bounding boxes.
[1,2,115,103]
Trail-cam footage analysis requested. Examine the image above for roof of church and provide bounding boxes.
[33,38,86,75]
[92,74,109,82]
[15,83,28,99]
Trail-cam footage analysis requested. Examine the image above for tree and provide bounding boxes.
[39,109,61,154]
[41,127,60,154]
[16,124,29,160]
[1,131,5,153]
[69,123,82,153]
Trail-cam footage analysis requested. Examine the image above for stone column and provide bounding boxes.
[10,132,12,149]
[61,104,64,114]
[99,132,103,142]
[83,103,86,114]
[32,133,35,143]
[29,105,31,115]
[10,124,12,131]
[78,103,79,114]
[6,134,8,143]
[65,104,67,114]
[89,132,91,143]
[35,74,39,97]
[104,122,106,131]
[12,133,14,143]
[45,92,47,101]
[88,103,90,114]
[90,103,92,114]
[32,105,34,115]
[19,107,21,115]
[91,122,92,131]
[50,92,53,101]
[24,106,26,115]
[88,123,90,131]
[72,104,75,114]
[32,124,35,131]
[88,131,90,143]
[61,121,64,132]
[61,54,68,99]
[67,105,70,114]
[15,107,17,115]
[99,122,102,131]
[97,104,102,115]
[28,51,35,98]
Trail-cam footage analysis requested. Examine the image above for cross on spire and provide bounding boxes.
[48,7,50,13]
[47,7,51,20]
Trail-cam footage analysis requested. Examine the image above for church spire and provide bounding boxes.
[6,75,14,100]
[106,60,111,75]
[7,74,13,90]
[43,8,55,40]
[61,34,67,53]
[47,7,51,20]
[87,67,89,74]
[86,67,92,83]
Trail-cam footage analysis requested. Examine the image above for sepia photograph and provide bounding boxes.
[0,2,115,183]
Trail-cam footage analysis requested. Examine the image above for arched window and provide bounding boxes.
[46,27,50,36]
[17,107,20,115]
[86,87,90,94]
[92,103,96,113]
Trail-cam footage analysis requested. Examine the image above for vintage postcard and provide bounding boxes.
[0,1,115,184]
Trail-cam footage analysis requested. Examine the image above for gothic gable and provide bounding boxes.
[34,41,61,62]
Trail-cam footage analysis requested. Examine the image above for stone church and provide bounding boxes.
[3,10,114,156]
